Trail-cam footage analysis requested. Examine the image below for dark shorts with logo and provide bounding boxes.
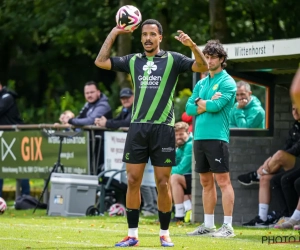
[194,140,229,173]
[123,123,175,166]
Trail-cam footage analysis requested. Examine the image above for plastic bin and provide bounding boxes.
[48,173,98,216]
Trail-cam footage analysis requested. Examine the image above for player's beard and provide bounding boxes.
[144,44,158,54]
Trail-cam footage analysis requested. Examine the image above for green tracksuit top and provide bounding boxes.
[229,95,265,128]
[186,70,236,143]
[171,134,193,175]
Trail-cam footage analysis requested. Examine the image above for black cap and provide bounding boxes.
[120,88,133,98]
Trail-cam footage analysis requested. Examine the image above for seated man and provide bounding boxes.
[67,81,112,174]
[230,80,265,128]
[239,104,300,186]
[241,104,300,227]
[170,121,193,222]
[94,87,133,129]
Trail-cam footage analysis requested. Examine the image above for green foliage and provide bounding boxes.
[1,0,299,123]
[174,88,192,122]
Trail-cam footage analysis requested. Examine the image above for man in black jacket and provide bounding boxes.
[0,83,29,197]
[94,88,133,129]
[240,104,300,227]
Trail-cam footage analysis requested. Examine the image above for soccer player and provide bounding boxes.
[186,40,237,237]
[94,19,208,247]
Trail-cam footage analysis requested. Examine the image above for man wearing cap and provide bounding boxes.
[95,88,133,129]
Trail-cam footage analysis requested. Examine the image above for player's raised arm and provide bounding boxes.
[94,27,131,70]
[175,30,208,73]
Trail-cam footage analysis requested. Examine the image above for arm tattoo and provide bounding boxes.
[97,32,116,62]
[192,46,208,68]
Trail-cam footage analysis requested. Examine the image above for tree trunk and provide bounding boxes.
[209,0,229,43]
[117,0,133,88]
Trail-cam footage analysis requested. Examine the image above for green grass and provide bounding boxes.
[4,179,44,189]
[1,207,300,250]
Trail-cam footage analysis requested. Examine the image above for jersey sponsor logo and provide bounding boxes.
[138,61,161,89]
[161,147,174,152]
[143,61,157,74]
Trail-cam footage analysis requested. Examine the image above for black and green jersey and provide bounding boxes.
[110,50,194,126]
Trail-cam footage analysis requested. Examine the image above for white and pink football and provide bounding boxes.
[115,5,142,31]
[108,203,126,216]
[0,197,7,215]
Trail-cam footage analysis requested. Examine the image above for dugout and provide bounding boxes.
[192,38,300,225]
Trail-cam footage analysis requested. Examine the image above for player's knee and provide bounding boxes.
[127,175,141,188]
[156,178,170,192]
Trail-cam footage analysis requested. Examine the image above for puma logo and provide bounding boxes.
[215,158,222,163]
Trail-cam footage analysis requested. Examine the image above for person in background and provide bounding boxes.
[230,80,265,128]
[67,81,112,174]
[0,82,30,198]
[240,104,300,228]
[186,40,236,238]
[95,88,133,129]
[68,81,112,126]
[291,69,300,111]
[170,121,193,223]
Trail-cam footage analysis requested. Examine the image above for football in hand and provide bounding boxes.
[115,5,142,31]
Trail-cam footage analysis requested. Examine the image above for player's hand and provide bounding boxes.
[113,26,133,35]
[211,92,222,100]
[237,99,248,109]
[175,30,195,47]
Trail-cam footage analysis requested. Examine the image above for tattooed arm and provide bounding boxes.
[190,44,208,73]
[174,30,208,73]
[94,27,131,70]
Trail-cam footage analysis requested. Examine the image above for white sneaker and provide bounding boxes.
[186,223,216,236]
[212,224,235,238]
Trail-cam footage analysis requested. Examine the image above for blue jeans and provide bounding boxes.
[140,185,157,214]
[0,179,30,197]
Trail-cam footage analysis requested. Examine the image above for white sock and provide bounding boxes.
[204,214,214,228]
[128,228,138,238]
[258,204,269,221]
[175,204,185,217]
[224,216,232,226]
[183,200,192,212]
[159,229,169,237]
[291,209,300,221]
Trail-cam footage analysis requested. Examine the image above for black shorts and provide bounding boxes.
[194,140,229,173]
[123,123,175,166]
[184,174,192,195]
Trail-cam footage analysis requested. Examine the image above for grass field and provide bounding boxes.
[1,205,300,250]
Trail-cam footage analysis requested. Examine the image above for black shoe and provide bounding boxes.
[238,171,259,186]
[170,216,184,223]
[242,215,268,228]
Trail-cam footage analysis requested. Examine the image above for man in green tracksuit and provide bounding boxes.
[230,80,265,128]
[170,121,193,223]
[186,40,237,238]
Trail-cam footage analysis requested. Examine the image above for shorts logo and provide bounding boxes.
[125,153,130,160]
[164,158,172,164]
[161,147,174,153]
[215,158,222,163]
